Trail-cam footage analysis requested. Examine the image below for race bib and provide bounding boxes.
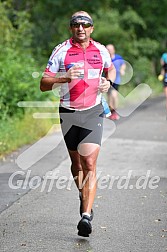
[88,69,100,79]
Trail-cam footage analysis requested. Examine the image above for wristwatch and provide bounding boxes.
[107,80,113,86]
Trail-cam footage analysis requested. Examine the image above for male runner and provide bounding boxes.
[40,10,115,237]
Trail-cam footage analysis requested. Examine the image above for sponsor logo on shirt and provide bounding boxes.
[69,53,79,56]
[47,60,53,66]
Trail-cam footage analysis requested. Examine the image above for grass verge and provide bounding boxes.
[0,109,60,160]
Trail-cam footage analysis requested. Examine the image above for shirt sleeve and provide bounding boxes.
[103,47,114,72]
[44,45,62,77]
[161,53,167,63]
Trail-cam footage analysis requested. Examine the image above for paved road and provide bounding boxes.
[0,94,167,252]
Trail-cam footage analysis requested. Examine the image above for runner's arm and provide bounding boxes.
[99,66,116,93]
[40,73,71,92]
[104,66,116,86]
[120,62,126,76]
[40,65,81,92]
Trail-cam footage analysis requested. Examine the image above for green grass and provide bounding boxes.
[0,108,60,159]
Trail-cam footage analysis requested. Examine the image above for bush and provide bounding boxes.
[0,46,50,120]
[0,1,52,121]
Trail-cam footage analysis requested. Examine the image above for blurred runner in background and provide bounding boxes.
[160,52,167,114]
[106,44,126,120]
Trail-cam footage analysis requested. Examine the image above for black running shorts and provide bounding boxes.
[163,73,167,87]
[59,104,103,151]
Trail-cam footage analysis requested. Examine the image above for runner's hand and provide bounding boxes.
[65,65,81,80]
[99,77,110,93]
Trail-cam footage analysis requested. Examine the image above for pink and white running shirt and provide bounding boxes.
[44,38,113,110]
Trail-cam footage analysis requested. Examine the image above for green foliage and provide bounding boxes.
[120,7,146,31]
[132,57,154,84]
[111,0,167,53]
[0,1,52,120]
[92,9,122,45]
[0,46,41,119]
[0,1,14,46]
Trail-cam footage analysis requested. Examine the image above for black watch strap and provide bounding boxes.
[107,80,113,86]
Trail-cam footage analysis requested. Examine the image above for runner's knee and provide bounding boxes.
[81,156,96,172]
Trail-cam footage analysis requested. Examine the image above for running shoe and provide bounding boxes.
[109,111,120,120]
[77,215,92,237]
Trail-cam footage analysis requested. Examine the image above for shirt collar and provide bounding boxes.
[69,37,94,48]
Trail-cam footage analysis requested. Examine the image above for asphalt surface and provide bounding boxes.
[0,94,167,252]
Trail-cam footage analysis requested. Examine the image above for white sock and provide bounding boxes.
[82,212,91,218]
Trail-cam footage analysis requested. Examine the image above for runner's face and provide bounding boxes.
[70,18,94,43]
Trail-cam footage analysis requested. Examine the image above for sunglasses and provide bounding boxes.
[71,22,92,29]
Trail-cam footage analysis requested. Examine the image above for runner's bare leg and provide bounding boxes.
[69,143,100,214]
[164,86,167,112]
